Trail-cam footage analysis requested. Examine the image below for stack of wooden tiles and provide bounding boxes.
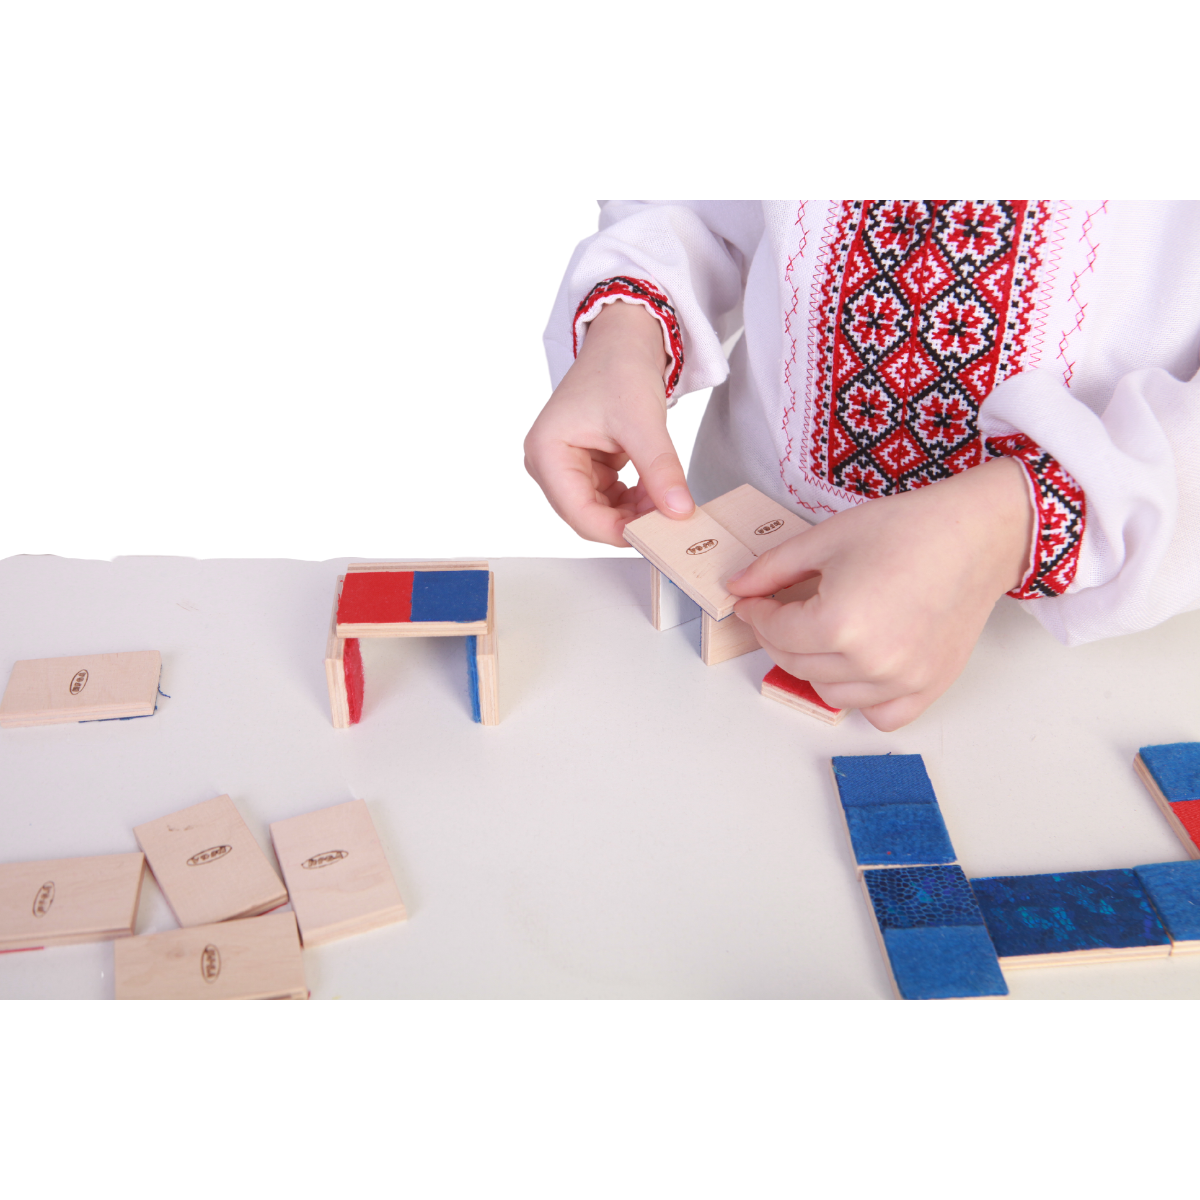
[1134,742,1200,857]
[0,651,162,727]
[325,561,498,727]
[831,753,1007,1000]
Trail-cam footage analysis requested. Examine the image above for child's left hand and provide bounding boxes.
[727,457,1035,731]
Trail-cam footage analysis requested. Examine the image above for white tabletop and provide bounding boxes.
[1,552,1198,999]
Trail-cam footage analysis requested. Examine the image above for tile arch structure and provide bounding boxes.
[324,562,499,728]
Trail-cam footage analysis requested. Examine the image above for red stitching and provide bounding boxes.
[1055,202,1107,388]
[573,276,684,397]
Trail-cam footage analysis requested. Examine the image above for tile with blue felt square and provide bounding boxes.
[410,570,490,623]
[832,754,938,807]
[970,869,1170,959]
[863,864,985,930]
[1138,743,1200,803]
[1134,860,1200,945]
[844,803,956,867]
[882,926,1008,999]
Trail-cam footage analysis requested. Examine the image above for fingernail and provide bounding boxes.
[664,486,693,514]
[728,568,746,582]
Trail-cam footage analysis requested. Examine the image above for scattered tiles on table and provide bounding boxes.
[969,869,1171,965]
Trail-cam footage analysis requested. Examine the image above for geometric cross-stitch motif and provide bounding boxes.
[863,864,984,930]
[969,869,1170,959]
[1139,743,1200,803]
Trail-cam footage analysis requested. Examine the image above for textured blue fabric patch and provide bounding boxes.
[844,804,956,866]
[864,865,983,930]
[832,754,937,807]
[1139,743,1200,803]
[883,925,1008,1000]
[465,635,481,724]
[970,869,1170,957]
[1134,860,1200,943]
[411,570,490,623]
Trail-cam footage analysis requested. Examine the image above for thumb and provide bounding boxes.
[727,529,823,596]
[621,419,694,518]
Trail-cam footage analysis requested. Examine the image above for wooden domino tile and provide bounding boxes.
[700,611,760,665]
[269,799,406,947]
[700,484,804,556]
[0,853,145,951]
[113,910,308,1000]
[1134,744,1200,859]
[650,566,700,632]
[325,587,364,729]
[0,650,161,728]
[336,565,492,638]
[468,579,499,725]
[134,795,288,927]
[969,869,1172,968]
[623,506,756,621]
[762,666,847,725]
[1134,860,1200,955]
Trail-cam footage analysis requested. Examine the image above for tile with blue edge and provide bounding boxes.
[410,570,490,623]
[831,754,937,807]
[970,869,1170,959]
[1134,860,1200,946]
[844,803,956,867]
[882,925,1008,1000]
[1139,743,1200,803]
[863,864,984,930]
[465,636,481,724]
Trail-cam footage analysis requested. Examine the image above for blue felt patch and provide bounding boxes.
[883,925,1008,1000]
[970,869,1170,958]
[864,864,983,930]
[411,570,490,623]
[1134,860,1200,943]
[844,804,956,866]
[465,636,481,724]
[1139,743,1200,803]
[832,754,937,807]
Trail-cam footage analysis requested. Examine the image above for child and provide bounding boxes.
[524,202,1200,730]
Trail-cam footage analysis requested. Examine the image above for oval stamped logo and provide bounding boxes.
[69,670,89,695]
[686,539,717,555]
[33,882,55,917]
[755,520,784,536]
[187,845,233,867]
[201,944,221,983]
[302,849,349,870]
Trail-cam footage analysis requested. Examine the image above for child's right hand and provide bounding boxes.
[523,300,696,546]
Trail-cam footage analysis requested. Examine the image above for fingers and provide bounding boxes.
[727,532,823,597]
[734,595,832,657]
[523,440,634,547]
[618,420,694,519]
[859,691,935,732]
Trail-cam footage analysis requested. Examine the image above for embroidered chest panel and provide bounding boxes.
[805,200,1056,499]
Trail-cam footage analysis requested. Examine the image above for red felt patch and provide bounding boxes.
[1172,799,1200,851]
[338,571,413,625]
[764,665,841,713]
[344,637,364,725]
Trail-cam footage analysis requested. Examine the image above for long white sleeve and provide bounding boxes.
[543,201,762,402]
[982,363,1200,645]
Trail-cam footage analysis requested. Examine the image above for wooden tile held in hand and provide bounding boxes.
[270,799,406,947]
[0,853,145,951]
[0,651,161,728]
[701,484,805,556]
[134,795,288,927]
[623,507,756,620]
[113,910,308,1000]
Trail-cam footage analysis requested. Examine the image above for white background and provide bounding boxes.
[2,2,1196,1196]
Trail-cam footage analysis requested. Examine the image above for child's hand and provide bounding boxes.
[728,458,1035,731]
[524,301,695,546]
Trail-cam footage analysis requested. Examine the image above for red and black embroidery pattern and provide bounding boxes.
[573,276,685,397]
[985,433,1086,599]
[808,201,1056,498]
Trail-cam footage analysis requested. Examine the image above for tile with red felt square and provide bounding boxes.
[337,571,414,625]
[763,665,841,714]
[1171,800,1200,852]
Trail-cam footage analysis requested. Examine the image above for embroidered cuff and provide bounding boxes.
[985,433,1086,599]
[572,276,684,398]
